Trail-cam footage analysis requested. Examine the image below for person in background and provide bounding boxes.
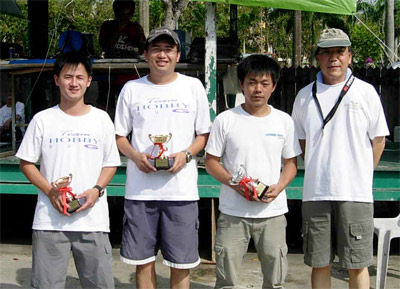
[114,27,211,289]
[99,0,146,59]
[16,51,121,288]
[292,28,389,289]
[98,0,146,120]
[205,54,301,289]
[0,94,25,142]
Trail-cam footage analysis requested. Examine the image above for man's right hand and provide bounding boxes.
[230,183,261,202]
[47,186,70,216]
[132,151,157,173]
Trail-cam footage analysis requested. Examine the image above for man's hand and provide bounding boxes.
[167,151,186,174]
[260,183,284,203]
[230,181,261,202]
[132,151,157,173]
[75,188,100,213]
[3,118,11,130]
[48,186,70,216]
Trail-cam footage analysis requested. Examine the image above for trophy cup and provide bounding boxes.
[148,133,174,170]
[229,164,269,200]
[54,174,82,214]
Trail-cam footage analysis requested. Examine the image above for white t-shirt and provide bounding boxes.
[0,102,25,126]
[16,105,121,232]
[292,70,389,202]
[114,73,211,201]
[205,105,302,218]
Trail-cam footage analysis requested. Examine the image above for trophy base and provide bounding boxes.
[68,199,82,213]
[256,181,269,199]
[149,158,174,170]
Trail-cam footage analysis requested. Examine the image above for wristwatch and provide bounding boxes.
[93,185,105,197]
[183,150,193,163]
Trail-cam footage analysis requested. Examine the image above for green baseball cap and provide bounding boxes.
[317,28,351,48]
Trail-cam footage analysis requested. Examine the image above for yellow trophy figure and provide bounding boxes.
[53,173,82,214]
[148,133,173,170]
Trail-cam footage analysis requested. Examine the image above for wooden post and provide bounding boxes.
[11,74,16,153]
[205,2,217,121]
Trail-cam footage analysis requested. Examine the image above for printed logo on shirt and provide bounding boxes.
[172,108,189,113]
[136,97,190,113]
[346,101,360,112]
[265,133,284,139]
[48,130,99,149]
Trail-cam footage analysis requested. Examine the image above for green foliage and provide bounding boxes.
[149,1,165,29]
[0,0,28,55]
[47,0,114,56]
[0,0,117,57]
[0,0,396,65]
[179,2,205,38]
[350,21,384,67]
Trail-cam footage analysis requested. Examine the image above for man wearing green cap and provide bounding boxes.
[292,28,389,288]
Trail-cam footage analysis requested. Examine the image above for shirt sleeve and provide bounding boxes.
[367,90,389,139]
[114,84,133,137]
[0,107,5,126]
[16,102,25,123]
[193,79,211,135]
[282,114,302,159]
[291,92,306,140]
[205,115,226,158]
[102,113,121,167]
[15,116,42,163]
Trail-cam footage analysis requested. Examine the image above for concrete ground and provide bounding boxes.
[0,243,399,289]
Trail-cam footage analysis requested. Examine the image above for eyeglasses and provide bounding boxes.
[148,47,177,55]
[317,48,350,57]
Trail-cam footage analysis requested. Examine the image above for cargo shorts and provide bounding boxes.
[302,201,374,269]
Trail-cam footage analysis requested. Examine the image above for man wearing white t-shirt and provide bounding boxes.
[114,27,211,289]
[16,51,121,288]
[292,28,389,289]
[0,94,25,142]
[205,55,301,289]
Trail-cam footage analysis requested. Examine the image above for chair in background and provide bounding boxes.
[373,213,400,289]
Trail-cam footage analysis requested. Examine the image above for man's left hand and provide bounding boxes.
[260,184,284,203]
[167,151,187,174]
[75,188,99,212]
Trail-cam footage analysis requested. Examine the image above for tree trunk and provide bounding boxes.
[139,0,149,36]
[292,10,302,67]
[161,0,190,30]
[385,0,395,64]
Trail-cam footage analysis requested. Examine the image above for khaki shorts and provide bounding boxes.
[31,230,114,289]
[214,213,288,289]
[302,201,374,269]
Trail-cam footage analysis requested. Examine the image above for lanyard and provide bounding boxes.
[312,74,355,133]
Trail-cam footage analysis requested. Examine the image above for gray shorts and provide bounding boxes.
[120,200,200,269]
[214,213,288,289]
[302,201,374,269]
[31,230,114,289]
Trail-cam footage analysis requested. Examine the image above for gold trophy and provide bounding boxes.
[53,174,82,213]
[148,133,174,170]
[229,165,269,200]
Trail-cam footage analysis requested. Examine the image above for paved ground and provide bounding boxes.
[0,244,399,289]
